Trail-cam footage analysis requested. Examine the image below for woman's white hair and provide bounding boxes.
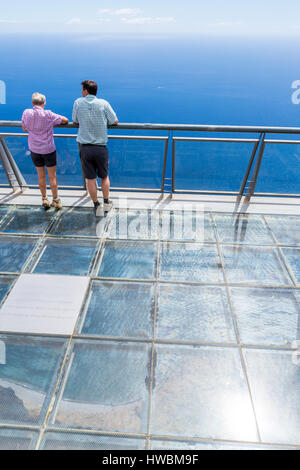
[32,92,46,106]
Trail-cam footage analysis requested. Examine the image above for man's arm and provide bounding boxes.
[72,101,79,124]
[104,101,118,126]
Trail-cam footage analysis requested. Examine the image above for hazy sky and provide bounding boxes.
[1,0,300,36]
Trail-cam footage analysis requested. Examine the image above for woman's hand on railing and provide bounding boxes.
[60,117,69,125]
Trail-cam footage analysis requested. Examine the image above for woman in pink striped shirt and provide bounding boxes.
[22,92,68,209]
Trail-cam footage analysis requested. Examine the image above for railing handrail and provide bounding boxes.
[2,120,300,134]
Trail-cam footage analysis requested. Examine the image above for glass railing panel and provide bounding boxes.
[107,138,166,189]
[255,143,300,194]
[0,161,7,184]
[3,124,300,196]
[3,136,84,187]
[3,136,167,190]
[174,141,255,192]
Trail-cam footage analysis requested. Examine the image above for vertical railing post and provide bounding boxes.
[238,134,262,197]
[171,134,175,196]
[0,136,26,190]
[0,139,14,189]
[245,133,266,202]
[161,133,170,193]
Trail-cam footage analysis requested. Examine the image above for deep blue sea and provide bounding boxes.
[1,34,300,193]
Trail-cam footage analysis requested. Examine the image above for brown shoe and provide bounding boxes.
[42,196,51,210]
[51,197,63,210]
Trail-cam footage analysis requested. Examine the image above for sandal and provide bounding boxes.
[42,196,51,210]
[51,197,63,210]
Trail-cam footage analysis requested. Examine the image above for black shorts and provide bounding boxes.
[80,144,109,180]
[31,150,57,168]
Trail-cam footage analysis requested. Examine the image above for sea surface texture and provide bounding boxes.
[0,34,300,193]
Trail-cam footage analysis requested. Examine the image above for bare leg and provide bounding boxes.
[46,166,58,199]
[87,178,98,203]
[36,166,47,197]
[101,176,110,200]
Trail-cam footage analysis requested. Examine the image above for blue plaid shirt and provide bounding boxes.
[72,95,117,145]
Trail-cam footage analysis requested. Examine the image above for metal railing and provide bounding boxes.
[1,120,300,200]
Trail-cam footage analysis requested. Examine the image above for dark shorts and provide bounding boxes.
[80,144,109,180]
[31,150,57,168]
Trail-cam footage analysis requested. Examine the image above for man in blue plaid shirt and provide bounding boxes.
[72,80,118,214]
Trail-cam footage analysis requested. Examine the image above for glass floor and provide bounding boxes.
[0,204,300,450]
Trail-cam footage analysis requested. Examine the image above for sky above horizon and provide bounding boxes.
[1,0,300,36]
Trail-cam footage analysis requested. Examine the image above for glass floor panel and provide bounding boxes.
[0,276,16,306]
[151,344,258,441]
[156,284,236,343]
[0,206,10,216]
[244,348,300,445]
[0,206,54,235]
[50,207,107,237]
[159,242,224,282]
[0,206,11,225]
[214,213,273,244]
[230,287,300,346]
[160,210,215,242]
[0,334,67,426]
[49,339,151,433]
[29,237,99,276]
[265,214,300,246]
[79,280,155,338]
[39,432,146,450]
[149,438,298,450]
[97,240,157,279]
[0,428,38,450]
[281,247,300,284]
[0,235,37,273]
[0,203,299,450]
[105,209,160,240]
[222,245,292,286]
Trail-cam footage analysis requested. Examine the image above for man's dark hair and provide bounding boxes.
[81,80,98,96]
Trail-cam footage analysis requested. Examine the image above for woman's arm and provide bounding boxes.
[60,116,69,125]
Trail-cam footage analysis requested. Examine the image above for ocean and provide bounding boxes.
[1,33,300,193]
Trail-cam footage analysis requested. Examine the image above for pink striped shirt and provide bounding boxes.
[22,106,63,154]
